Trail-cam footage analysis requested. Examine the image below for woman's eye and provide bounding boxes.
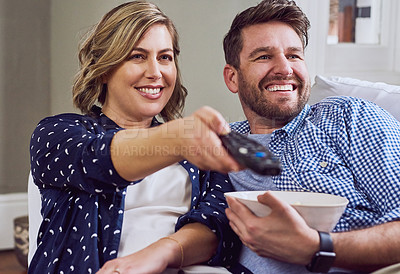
[159,54,173,62]
[128,54,145,60]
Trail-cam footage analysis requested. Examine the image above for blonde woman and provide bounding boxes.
[29,1,241,273]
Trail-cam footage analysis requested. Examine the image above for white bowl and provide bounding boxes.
[225,191,349,232]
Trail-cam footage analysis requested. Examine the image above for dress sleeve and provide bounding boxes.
[175,170,241,267]
[30,114,132,194]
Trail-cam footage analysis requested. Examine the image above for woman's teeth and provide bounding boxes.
[267,84,293,92]
[138,88,161,94]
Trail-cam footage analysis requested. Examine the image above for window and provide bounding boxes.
[323,0,399,83]
[328,0,382,44]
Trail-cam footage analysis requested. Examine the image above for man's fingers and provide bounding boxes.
[257,191,287,209]
[257,191,302,222]
[226,196,255,216]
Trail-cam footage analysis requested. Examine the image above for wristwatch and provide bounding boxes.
[306,231,336,273]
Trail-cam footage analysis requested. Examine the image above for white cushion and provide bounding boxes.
[28,172,42,265]
[309,75,400,121]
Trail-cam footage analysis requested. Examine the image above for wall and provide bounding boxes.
[0,0,50,250]
[0,0,50,194]
[50,0,119,115]
[323,0,400,84]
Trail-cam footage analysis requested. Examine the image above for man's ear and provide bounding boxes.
[223,64,239,94]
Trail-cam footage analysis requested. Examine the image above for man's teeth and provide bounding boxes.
[138,88,161,94]
[267,84,293,92]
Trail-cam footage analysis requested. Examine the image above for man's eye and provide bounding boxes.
[256,55,271,60]
[288,55,300,60]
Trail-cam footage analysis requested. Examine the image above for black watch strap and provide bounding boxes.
[306,231,336,273]
[319,231,334,252]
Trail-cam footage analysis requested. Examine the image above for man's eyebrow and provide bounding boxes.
[248,46,304,59]
[287,46,304,53]
[248,47,272,59]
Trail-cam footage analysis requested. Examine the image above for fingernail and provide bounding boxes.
[220,123,231,136]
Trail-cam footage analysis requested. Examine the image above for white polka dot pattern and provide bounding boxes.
[29,107,240,273]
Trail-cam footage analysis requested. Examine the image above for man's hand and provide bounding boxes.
[225,191,319,265]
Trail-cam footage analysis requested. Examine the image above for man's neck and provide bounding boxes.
[247,115,286,134]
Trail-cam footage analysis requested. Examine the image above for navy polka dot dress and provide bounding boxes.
[29,106,240,273]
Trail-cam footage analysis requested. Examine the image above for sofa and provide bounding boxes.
[27,75,400,269]
[309,75,400,121]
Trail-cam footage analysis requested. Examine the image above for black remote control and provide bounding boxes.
[220,130,281,176]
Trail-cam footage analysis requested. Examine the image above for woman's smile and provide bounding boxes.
[136,86,163,99]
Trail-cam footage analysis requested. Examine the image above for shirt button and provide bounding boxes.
[320,161,328,168]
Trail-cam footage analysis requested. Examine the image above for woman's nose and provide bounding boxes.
[145,59,162,79]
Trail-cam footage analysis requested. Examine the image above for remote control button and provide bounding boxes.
[255,152,266,158]
[219,130,281,175]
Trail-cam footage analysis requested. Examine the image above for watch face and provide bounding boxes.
[307,251,336,273]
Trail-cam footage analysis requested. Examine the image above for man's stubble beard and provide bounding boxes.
[237,70,310,123]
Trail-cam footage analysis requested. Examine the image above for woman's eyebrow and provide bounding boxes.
[131,47,174,54]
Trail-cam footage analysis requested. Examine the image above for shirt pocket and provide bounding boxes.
[294,149,343,174]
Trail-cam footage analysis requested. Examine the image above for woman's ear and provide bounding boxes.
[223,64,239,94]
[102,73,108,84]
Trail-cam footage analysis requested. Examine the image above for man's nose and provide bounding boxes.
[272,56,293,76]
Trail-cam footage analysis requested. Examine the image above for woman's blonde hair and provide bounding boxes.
[72,1,187,121]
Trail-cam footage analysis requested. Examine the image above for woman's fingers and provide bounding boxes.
[179,106,241,173]
[193,106,231,136]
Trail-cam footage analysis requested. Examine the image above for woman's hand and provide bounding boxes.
[111,106,241,181]
[177,106,240,173]
[96,238,180,274]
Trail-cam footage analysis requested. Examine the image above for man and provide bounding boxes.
[222,0,400,273]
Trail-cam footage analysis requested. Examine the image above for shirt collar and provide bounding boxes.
[276,104,311,138]
[231,104,311,138]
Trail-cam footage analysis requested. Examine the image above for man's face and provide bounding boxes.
[236,21,311,124]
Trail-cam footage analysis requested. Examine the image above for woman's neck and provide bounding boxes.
[102,107,153,129]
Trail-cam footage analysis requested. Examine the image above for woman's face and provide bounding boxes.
[102,24,177,128]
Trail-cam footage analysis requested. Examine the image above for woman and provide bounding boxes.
[29,1,241,273]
